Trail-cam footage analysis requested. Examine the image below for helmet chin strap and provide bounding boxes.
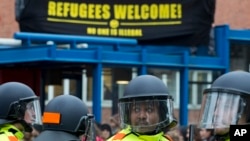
[154,125,162,134]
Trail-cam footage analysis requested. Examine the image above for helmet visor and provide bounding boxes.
[198,89,246,129]
[119,96,175,133]
[24,99,42,125]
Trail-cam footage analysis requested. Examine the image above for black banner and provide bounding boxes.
[16,0,215,46]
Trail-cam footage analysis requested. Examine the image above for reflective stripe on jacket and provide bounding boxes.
[107,128,172,141]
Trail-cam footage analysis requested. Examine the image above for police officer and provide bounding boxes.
[197,70,250,141]
[0,82,42,141]
[108,75,177,141]
[34,94,94,141]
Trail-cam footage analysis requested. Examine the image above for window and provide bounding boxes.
[82,67,132,107]
[44,68,214,110]
[188,70,213,109]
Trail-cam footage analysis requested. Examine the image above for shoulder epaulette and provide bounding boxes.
[164,134,174,141]
[113,133,126,140]
[8,136,18,141]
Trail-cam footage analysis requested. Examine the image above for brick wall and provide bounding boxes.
[0,0,19,38]
[214,0,250,28]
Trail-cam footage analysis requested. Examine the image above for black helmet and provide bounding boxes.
[119,75,177,134]
[40,95,94,140]
[198,71,250,131]
[0,82,42,132]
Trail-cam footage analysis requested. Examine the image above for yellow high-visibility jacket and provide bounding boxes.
[0,124,24,141]
[107,128,172,141]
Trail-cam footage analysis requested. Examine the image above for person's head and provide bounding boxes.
[198,70,250,135]
[100,123,112,140]
[0,82,42,132]
[166,127,184,141]
[41,95,94,140]
[199,128,214,140]
[119,75,177,134]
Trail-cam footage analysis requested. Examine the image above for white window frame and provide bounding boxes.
[188,70,212,109]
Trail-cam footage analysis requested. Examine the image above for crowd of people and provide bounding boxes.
[1,70,250,141]
[165,125,215,141]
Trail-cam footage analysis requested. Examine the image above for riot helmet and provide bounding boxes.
[198,71,250,132]
[0,82,42,132]
[119,75,177,134]
[42,95,94,138]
